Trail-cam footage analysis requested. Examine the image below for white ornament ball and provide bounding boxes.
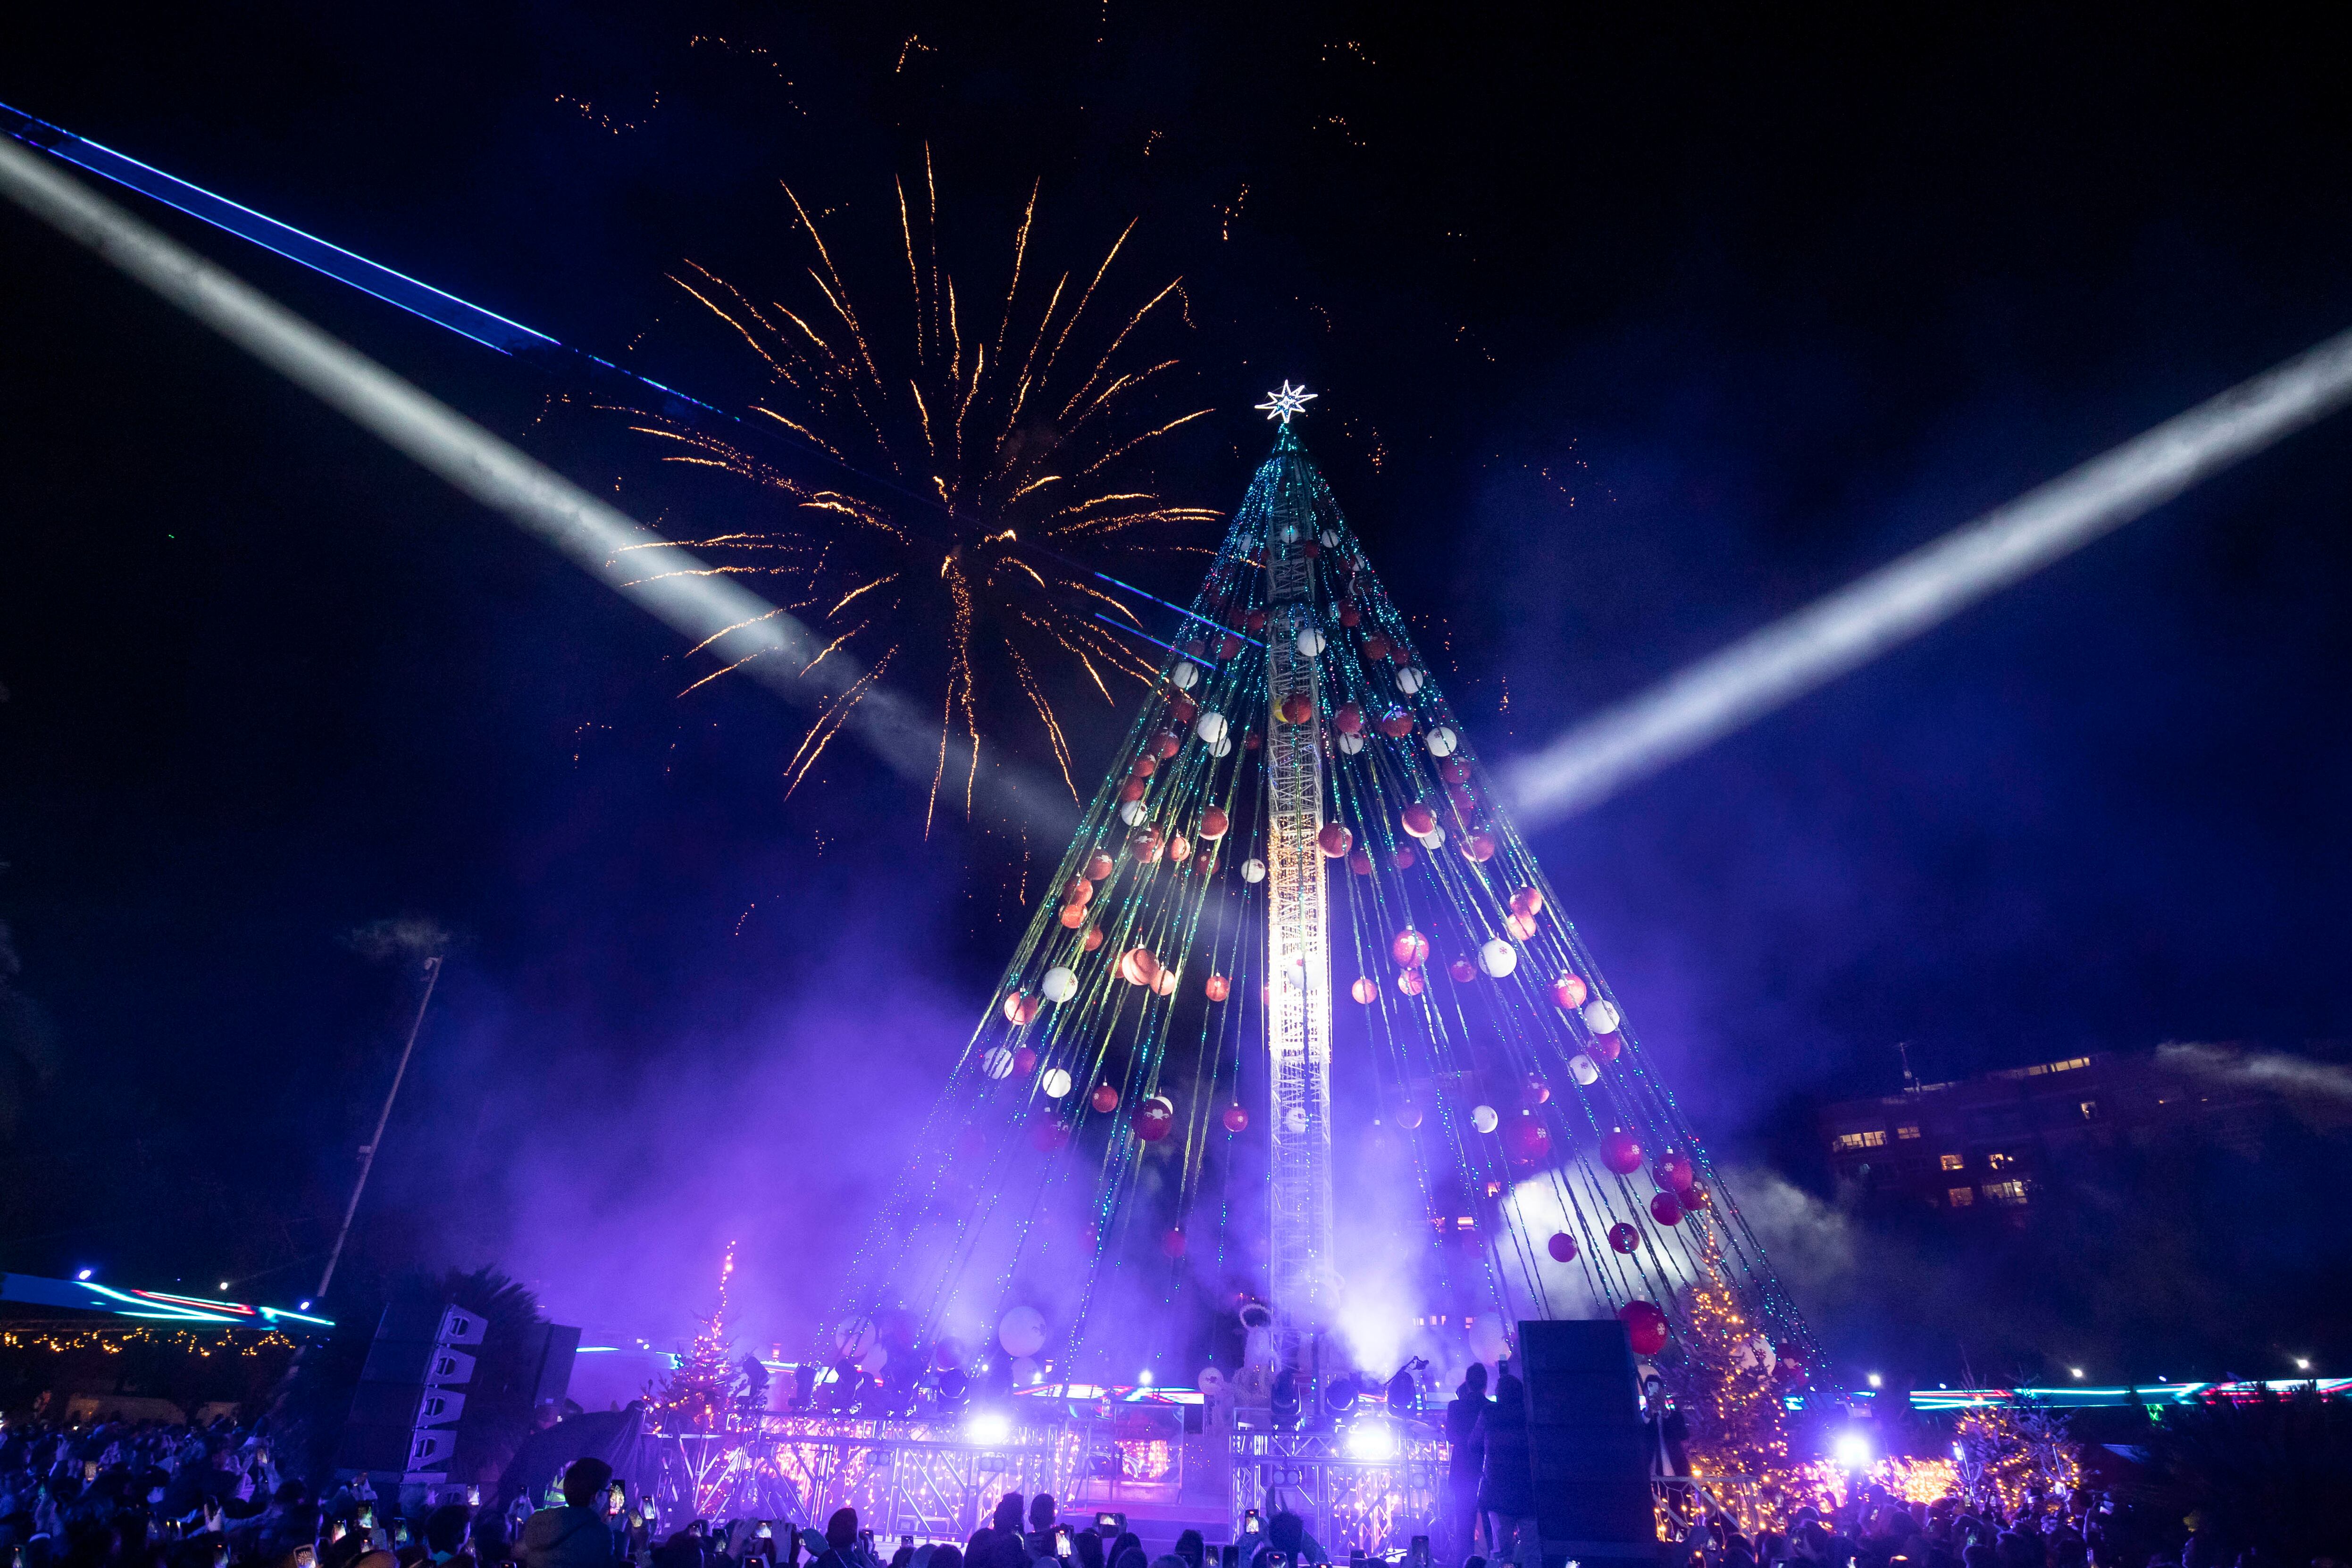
[1426,726,1458,759]
[1478,937,1519,978]
[1319,528,1340,548]
[1422,823,1446,848]
[1471,1104,1500,1134]
[1337,732,1364,755]
[1296,627,1327,658]
[1582,998,1622,1035]
[983,1046,1017,1079]
[1041,966,1078,1003]
[1118,799,1147,826]
[1396,667,1425,696]
[1568,1054,1600,1087]
[1211,736,1234,758]
[1172,659,1199,691]
[1040,1068,1073,1099]
[1242,858,1267,884]
[998,1305,1048,1358]
[1283,1107,1309,1134]
[836,1316,878,1358]
[1196,709,1229,744]
[1009,1355,1043,1387]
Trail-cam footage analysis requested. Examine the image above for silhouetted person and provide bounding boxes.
[1475,1376,1534,1568]
[1443,1365,1490,1562]
[516,1461,619,1568]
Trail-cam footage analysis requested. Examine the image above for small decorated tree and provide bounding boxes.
[656,1245,750,1434]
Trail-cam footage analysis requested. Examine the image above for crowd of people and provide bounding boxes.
[0,1401,2275,1568]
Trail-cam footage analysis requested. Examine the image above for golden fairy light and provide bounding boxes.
[615,151,1219,824]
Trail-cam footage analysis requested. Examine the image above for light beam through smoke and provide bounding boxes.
[1502,325,2352,825]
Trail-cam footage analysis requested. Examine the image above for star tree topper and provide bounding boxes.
[1256,381,1318,424]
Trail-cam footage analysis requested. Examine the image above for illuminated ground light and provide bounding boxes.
[964,1410,1012,1446]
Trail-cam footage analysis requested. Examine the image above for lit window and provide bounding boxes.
[1896,1125,1921,1140]
[1831,1130,1888,1151]
[1947,1187,1975,1208]
[1940,1154,1964,1171]
[2079,1101,2097,1120]
[1456,1216,1475,1231]
[2048,1057,2090,1073]
[1983,1180,2029,1207]
[1986,1151,2014,1170]
[1485,1181,1502,1197]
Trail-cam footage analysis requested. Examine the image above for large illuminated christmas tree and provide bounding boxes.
[830,391,1816,1430]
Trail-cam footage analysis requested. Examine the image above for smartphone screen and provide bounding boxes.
[644,1498,660,1520]
[1243,1511,1261,1535]
[1058,1531,1074,1559]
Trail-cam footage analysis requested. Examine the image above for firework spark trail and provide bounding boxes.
[0,137,1087,832]
[653,156,1219,806]
[1501,322,2352,825]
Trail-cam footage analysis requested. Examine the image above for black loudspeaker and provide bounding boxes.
[334,1303,485,1481]
[1514,1320,1656,1568]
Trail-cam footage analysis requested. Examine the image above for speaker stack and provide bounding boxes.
[335,1302,486,1484]
[1513,1320,1658,1568]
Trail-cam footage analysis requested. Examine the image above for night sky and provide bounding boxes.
[5,5,2350,1381]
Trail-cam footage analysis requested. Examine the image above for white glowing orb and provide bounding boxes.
[1296,627,1327,658]
[982,1047,1016,1079]
[1471,1104,1500,1134]
[1171,660,1199,691]
[1582,998,1622,1035]
[1041,967,1078,1003]
[1242,858,1267,883]
[1478,937,1518,978]
[1040,1068,1073,1099]
[1196,710,1229,744]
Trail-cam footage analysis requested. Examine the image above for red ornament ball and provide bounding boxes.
[1221,1103,1249,1133]
[1546,1232,1578,1263]
[1448,958,1477,984]
[1013,1047,1038,1075]
[1364,635,1392,660]
[1339,605,1361,627]
[1172,696,1197,724]
[1063,876,1093,906]
[1090,1084,1120,1114]
[1219,633,1244,659]
[1439,758,1472,784]
[1522,1074,1551,1107]
[1160,1227,1188,1259]
[1350,976,1380,1005]
[1649,1191,1684,1226]
[1082,926,1106,952]
[1087,853,1116,882]
[1618,1300,1670,1356]
[1245,609,1268,632]
[1506,1117,1551,1163]
[1608,1221,1642,1254]
[1509,887,1545,917]
[1336,702,1364,735]
[1155,730,1180,759]
[1348,848,1373,875]
[1119,947,1160,986]
[1551,973,1589,1009]
[1681,1182,1711,1211]
[1397,967,1425,996]
[1002,992,1041,1026]
[1401,802,1437,838]
[1243,729,1261,751]
[1504,911,1538,941]
[1202,806,1230,839]
[1391,928,1431,966]
[1390,846,1417,869]
[1119,779,1146,803]
[1378,708,1414,738]
[1600,1130,1644,1174]
[1131,756,1156,780]
[1464,833,1497,862]
[1589,1031,1622,1062]
[1205,974,1231,1002]
[1060,904,1087,929]
[1657,1152,1696,1191]
[1136,1095,1176,1141]
[1316,823,1352,857]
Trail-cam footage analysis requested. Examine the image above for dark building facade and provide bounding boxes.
[1814,1046,2295,1212]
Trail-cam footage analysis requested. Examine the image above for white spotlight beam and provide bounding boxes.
[1502,325,2352,826]
[0,136,1075,831]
